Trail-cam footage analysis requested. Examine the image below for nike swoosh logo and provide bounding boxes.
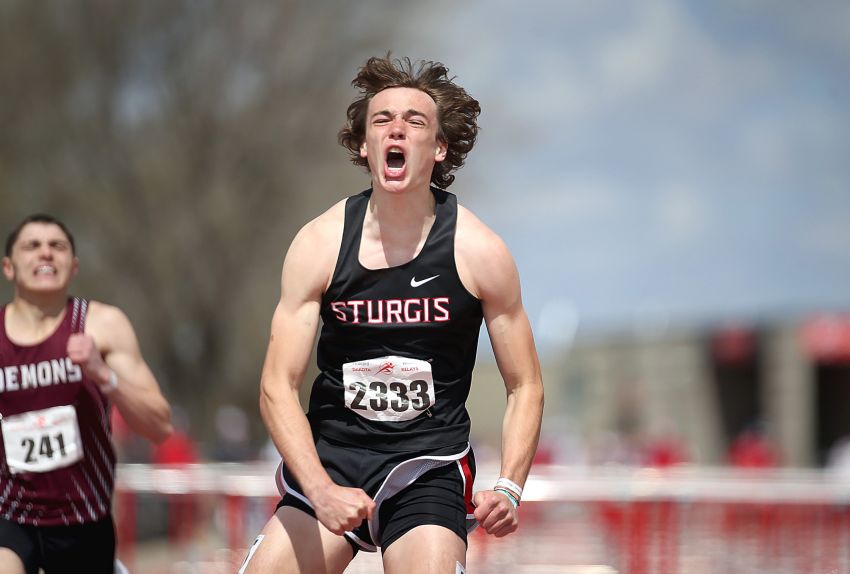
[410,275,440,288]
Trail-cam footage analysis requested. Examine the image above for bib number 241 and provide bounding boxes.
[1,405,84,474]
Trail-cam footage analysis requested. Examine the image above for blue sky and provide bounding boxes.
[377,0,850,347]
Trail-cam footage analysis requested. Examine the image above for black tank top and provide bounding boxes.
[308,188,484,451]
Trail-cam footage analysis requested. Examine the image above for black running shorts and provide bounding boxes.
[275,435,476,553]
[0,516,115,574]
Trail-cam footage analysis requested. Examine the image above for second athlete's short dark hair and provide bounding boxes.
[5,214,76,256]
[338,55,481,189]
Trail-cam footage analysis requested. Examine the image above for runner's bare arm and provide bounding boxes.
[458,209,544,536]
[69,302,173,443]
[259,208,375,534]
[482,246,543,493]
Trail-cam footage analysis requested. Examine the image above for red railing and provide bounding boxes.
[114,464,850,573]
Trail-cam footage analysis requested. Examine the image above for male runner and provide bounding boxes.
[243,55,544,574]
[0,214,173,573]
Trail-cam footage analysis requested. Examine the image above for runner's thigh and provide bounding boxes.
[0,549,28,574]
[382,524,466,574]
[239,506,354,574]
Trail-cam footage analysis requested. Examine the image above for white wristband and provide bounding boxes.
[99,370,118,395]
[495,477,523,499]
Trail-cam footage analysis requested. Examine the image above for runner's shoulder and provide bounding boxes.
[84,301,137,352]
[456,204,511,263]
[455,204,518,302]
[290,199,346,255]
[85,301,130,331]
[283,200,346,293]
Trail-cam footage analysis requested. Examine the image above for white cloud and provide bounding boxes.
[536,298,580,350]
[654,183,709,243]
[468,176,623,227]
[597,0,683,98]
[801,216,850,258]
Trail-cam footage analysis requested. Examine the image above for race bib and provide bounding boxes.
[1,405,84,474]
[343,356,435,422]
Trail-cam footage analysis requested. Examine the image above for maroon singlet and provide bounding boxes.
[0,298,115,526]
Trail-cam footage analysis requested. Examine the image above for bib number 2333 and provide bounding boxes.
[343,356,435,422]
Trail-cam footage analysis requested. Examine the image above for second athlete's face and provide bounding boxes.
[2,222,78,295]
[360,87,447,194]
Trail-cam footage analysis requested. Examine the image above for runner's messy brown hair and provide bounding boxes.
[338,55,481,189]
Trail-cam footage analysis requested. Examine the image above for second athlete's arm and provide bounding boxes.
[68,302,173,443]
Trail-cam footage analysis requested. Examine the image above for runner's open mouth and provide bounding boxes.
[387,151,405,169]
